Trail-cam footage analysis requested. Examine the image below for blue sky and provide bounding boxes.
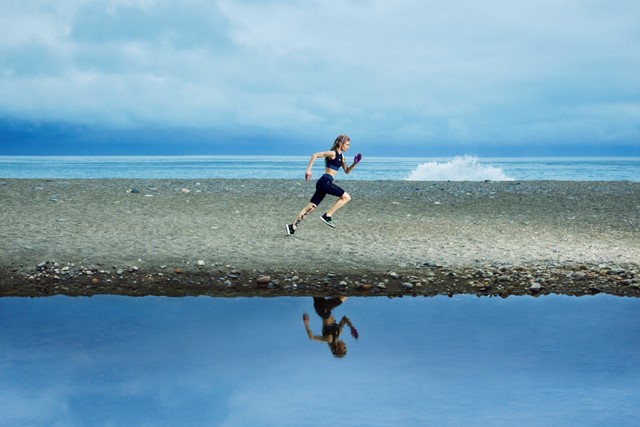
[1,0,639,156]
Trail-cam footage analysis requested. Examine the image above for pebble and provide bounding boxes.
[256,275,271,285]
[10,252,640,297]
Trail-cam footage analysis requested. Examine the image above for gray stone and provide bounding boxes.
[256,275,271,285]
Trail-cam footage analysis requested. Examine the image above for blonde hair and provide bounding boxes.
[330,134,350,151]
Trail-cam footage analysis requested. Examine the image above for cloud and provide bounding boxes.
[0,0,639,152]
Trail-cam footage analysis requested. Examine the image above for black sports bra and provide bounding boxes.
[325,150,343,171]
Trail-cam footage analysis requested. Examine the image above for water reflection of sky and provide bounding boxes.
[1,295,639,426]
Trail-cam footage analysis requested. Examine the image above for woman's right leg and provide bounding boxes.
[292,202,317,230]
[286,176,326,235]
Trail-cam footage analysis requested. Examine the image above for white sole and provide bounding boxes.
[320,216,335,228]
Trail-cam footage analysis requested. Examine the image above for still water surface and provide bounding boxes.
[1,295,639,426]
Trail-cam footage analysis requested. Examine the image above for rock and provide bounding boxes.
[530,283,542,292]
[175,268,183,274]
[256,275,271,286]
[197,260,205,266]
[574,272,586,280]
[388,271,400,279]
[402,283,414,290]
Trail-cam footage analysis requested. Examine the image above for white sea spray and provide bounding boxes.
[405,155,514,181]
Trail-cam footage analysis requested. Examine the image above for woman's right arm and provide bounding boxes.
[305,151,334,181]
[303,313,328,342]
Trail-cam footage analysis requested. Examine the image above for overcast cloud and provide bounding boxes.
[1,0,639,154]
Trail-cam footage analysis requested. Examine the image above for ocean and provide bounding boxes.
[0,155,638,181]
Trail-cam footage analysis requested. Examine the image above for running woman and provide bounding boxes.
[286,134,362,235]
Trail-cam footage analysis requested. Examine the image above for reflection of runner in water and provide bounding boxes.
[303,296,359,358]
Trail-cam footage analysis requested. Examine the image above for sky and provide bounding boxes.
[1,0,639,156]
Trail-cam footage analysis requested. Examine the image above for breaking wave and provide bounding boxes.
[405,155,514,181]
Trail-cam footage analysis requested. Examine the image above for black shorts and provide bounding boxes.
[313,297,344,319]
[310,174,345,206]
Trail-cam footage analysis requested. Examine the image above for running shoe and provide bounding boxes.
[285,224,295,235]
[320,214,335,228]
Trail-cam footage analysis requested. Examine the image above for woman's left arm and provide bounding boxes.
[343,154,361,175]
[339,316,359,339]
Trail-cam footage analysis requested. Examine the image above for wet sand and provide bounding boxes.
[1,178,638,297]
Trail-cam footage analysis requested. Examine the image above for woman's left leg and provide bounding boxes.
[325,192,351,217]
